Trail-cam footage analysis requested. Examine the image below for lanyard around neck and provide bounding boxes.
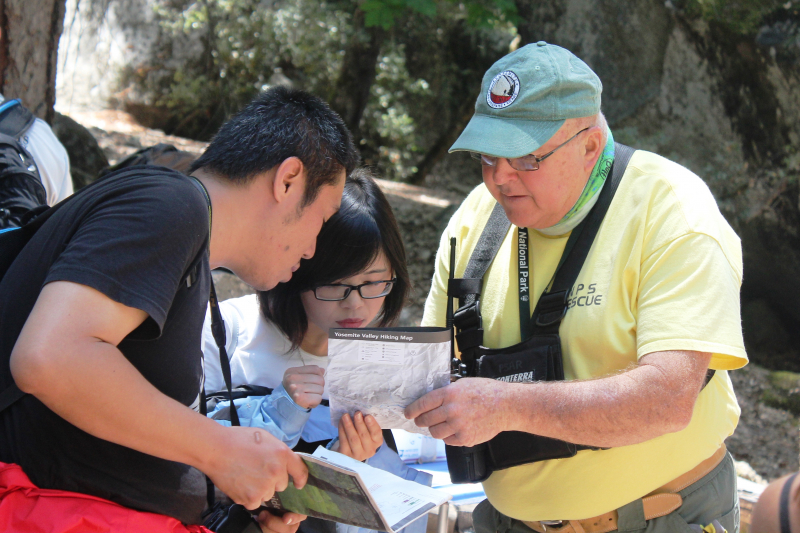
[517,225,583,341]
[518,227,531,340]
[189,176,212,237]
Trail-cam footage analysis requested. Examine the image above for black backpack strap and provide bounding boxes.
[531,143,635,333]
[0,189,79,414]
[187,175,240,429]
[188,175,241,511]
[0,100,35,139]
[98,144,181,179]
[0,383,24,413]
[781,471,798,533]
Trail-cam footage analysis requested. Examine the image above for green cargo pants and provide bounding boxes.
[473,452,739,533]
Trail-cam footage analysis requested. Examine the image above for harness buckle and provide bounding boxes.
[534,290,569,327]
[453,300,482,331]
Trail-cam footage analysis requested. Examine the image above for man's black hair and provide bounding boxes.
[259,167,410,350]
[189,85,360,206]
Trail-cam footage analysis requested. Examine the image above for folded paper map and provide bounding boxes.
[326,327,451,435]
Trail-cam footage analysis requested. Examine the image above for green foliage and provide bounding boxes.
[127,0,351,139]
[675,0,789,35]
[124,0,514,178]
[359,0,517,30]
[356,7,515,177]
[763,370,800,416]
[361,0,437,29]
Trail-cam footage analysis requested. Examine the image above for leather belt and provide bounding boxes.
[521,445,727,533]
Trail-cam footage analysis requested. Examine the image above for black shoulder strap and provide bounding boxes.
[448,202,511,309]
[781,471,798,533]
[0,194,77,414]
[0,382,24,414]
[531,143,635,332]
[0,100,35,139]
[208,282,240,427]
[449,144,634,372]
[186,176,239,428]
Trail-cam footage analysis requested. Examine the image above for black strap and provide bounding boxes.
[188,175,239,511]
[0,183,86,413]
[530,143,635,333]
[459,202,511,308]
[382,428,398,453]
[209,282,239,427]
[781,471,798,533]
[517,222,586,339]
[187,176,240,429]
[0,100,35,139]
[518,228,531,340]
[0,383,24,413]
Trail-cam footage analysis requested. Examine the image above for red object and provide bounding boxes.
[490,93,512,104]
[0,462,213,533]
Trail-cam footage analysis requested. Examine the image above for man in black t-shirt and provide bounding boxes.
[0,86,359,531]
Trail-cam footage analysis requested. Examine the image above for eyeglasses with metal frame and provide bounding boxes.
[313,278,397,301]
[469,127,591,172]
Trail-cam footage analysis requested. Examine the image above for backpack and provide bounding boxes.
[98,143,198,178]
[0,99,45,230]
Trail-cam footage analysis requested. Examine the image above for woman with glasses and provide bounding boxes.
[201,170,423,526]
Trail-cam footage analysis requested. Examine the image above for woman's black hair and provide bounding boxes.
[258,167,410,350]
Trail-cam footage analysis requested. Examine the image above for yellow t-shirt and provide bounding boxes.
[421,150,747,520]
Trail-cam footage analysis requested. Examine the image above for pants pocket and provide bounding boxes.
[672,503,739,533]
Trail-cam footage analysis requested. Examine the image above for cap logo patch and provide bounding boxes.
[487,71,520,109]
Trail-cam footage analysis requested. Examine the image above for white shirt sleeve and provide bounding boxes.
[23,118,73,205]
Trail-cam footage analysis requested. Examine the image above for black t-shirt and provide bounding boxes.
[0,166,211,524]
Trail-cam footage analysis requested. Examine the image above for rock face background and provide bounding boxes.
[509,0,800,375]
[54,0,800,482]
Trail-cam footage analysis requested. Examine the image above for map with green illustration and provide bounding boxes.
[265,457,385,530]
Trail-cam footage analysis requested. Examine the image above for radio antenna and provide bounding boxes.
[446,237,458,376]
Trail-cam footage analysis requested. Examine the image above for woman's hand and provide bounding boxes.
[334,412,384,461]
[282,365,325,409]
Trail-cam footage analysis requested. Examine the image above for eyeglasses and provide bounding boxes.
[313,278,396,301]
[470,127,591,171]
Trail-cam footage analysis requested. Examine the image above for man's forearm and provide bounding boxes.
[14,333,228,474]
[493,350,712,448]
[406,350,712,448]
[10,281,308,509]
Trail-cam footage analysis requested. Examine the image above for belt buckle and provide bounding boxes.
[540,521,565,531]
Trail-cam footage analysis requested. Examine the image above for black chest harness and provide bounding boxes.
[443,143,714,483]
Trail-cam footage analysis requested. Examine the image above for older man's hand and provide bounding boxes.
[404,378,512,447]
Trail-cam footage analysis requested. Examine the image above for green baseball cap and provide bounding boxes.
[450,41,602,158]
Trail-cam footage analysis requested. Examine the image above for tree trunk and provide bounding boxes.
[407,95,475,185]
[0,0,66,123]
[331,9,385,141]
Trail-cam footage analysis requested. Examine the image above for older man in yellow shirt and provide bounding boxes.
[406,42,746,533]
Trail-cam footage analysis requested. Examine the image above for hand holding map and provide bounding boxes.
[326,327,451,436]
